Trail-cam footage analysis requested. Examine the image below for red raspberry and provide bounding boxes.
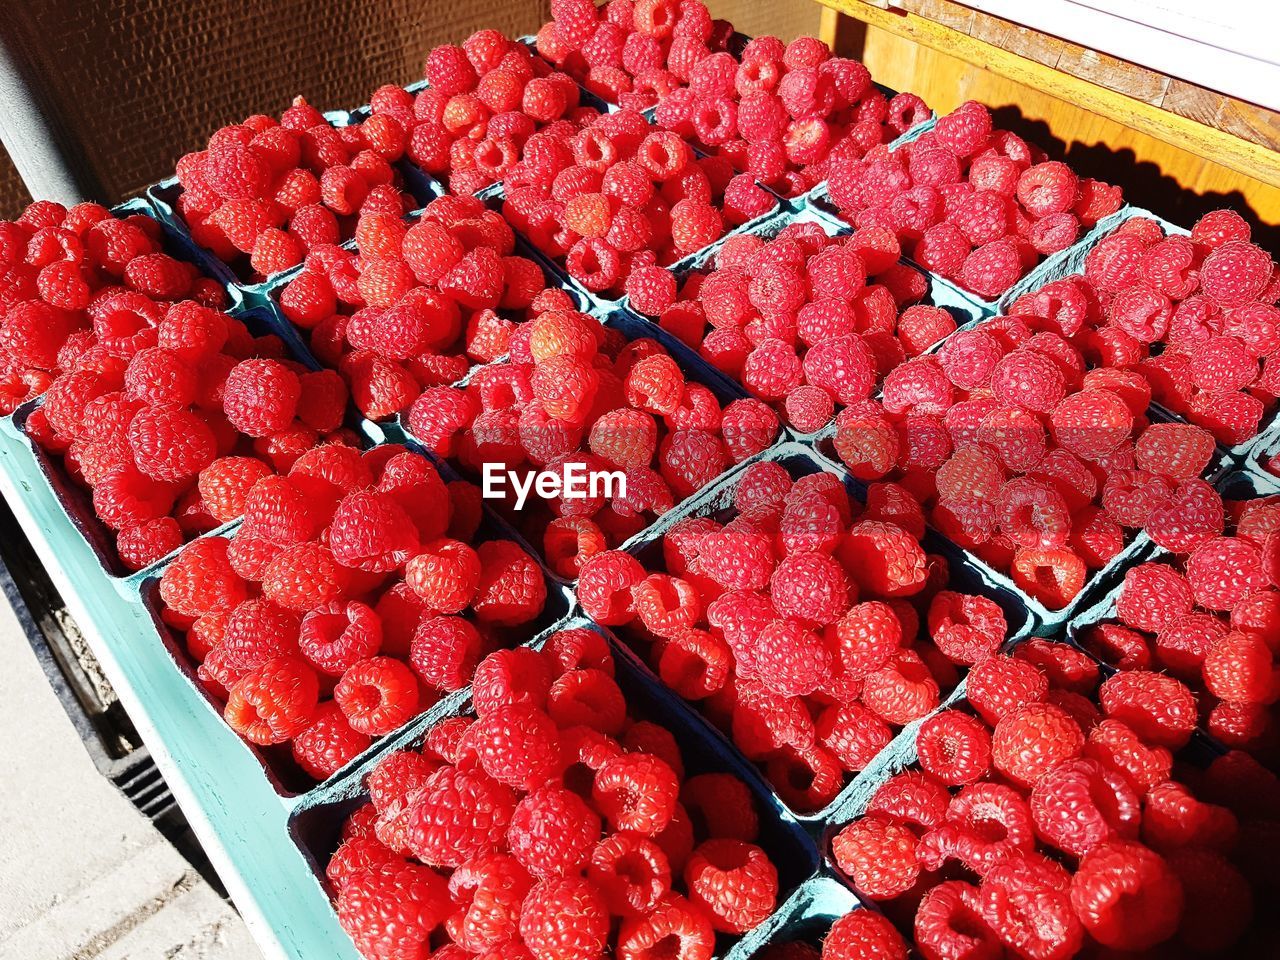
[1030,757,1140,857]
[588,831,670,917]
[914,880,1001,960]
[1186,535,1268,611]
[916,710,992,786]
[1084,718,1172,793]
[860,649,940,725]
[1199,239,1272,306]
[327,490,419,573]
[127,406,216,482]
[519,876,609,960]
[336,861,450,960]
[159,536,247,618]
[1098,671,1197,748]
[293,702,371,781]
[1204,632,1275,703]
[471,540,546,626]
[934,101,992,157]
[549,669,627,736]
[832,815,920,900]
[839,521,927,597]
[593,752,679,835]
[979,853,1081,960]
[577,551,645,625]
[866,771,950,833]
[222,359,300,438]
[615,893,715,960]
[334,657,420,736]
[680,838,776,934]
[410,615,482,691]
[1070,841,1183,950]
[822,909,909,960]
[770,551,849,624]
[116,517,184,571]
[507,785,601,879]
[405,765,516,868]
[927,591,1006,665]
[297,601,381,676]
[1015,161,1078,217]
[991,701,1083,787]
[1141,779,1238,854]
[1116,563,1193,632]
[223,656,319,745]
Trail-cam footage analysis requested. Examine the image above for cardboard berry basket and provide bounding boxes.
[608,438,1036,828]
[135,500,575,797]
[389,302,751,585]
[146,109,445,304]
[0,416,368,959]
[944,204,1276,467]
[634,201,989,345]
[5,287,390,593]
[287,612,823,960]
[1244,432,1280,491]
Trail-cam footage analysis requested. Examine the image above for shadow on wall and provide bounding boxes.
[990,106,1280,251]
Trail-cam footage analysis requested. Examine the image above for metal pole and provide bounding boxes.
[0,12,96,204]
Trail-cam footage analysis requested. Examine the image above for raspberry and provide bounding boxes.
[127,406,216,482]
[444,853,532,954]
[1186,535,1268,611]
[593,753,679,835]
[1116,563,1193,633]
[832,815,920,900]
[934,101,993,157]
[159,536,247,618]
[198,456,272,523]
[298,602,382,676]
[1098,671,1197,748]
[753,619,830,698]
[587,831,671,917]
[1030,757,1140,857]
[1084,718,1172,793]
[916,710,992,785]
[336,861,450,960]
[519,877,609,960]
[822,909,909,960]
[410,615,482,691]
[615,893,715,960]
[866,771,950,832]
[222,359,300,437]
[334,657,420,736]
[1070,841,1183,950]
[1141,779,1238,853]
[928,591,1006,665]
[507,786,601,878]
[860,649,940,725]
[682,839,776,934]
[1204,632,1274,703]
[679,774,759,844]
[979,853,1082,960]
[471,541,546,626]
[769,551,849,624]
[223,656,319,745]
[577,551,645,625]
[1167,849,1253,954]
[1199,239,1272,306]
[405,765,516,868]
[991,701,1083,787]
[839,521,927,597]
[918,781,1035,874]
[914,881,1001,960]
[1015,161,1078,217]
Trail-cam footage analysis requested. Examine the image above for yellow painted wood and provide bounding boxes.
[816,0,1280,192]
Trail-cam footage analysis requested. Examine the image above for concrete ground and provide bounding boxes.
[0,595,262,959]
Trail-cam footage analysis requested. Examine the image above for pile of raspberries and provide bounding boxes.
[575,460,1011,813]
[537,1,931,200]
[500,106,778,298]
[652,37,930,200]
[627,216,959,434]
[157,449,548,781]
[330,633,783,959]
[405,310,781,576]
[825,100,1125,301]
[367,31,588,196]
[1060,211,1279,447]
[0,201,227,414]
[830,307,1230,611]
[172,97,419,282]
[275,195,553,419]
[0,203,362,571]
[1081,507,1280,762]
[536,0,737,111]
[823,641,1279,958]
